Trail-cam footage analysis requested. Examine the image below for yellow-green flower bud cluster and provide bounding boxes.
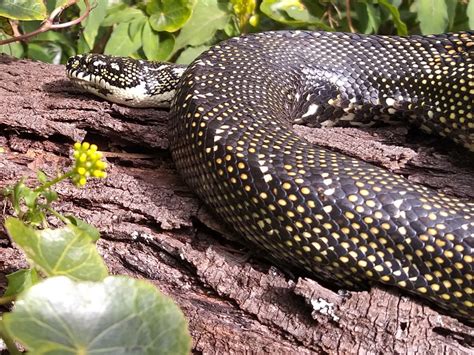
[72,142,107,186]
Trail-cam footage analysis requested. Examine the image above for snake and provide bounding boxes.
[66,30,474,321]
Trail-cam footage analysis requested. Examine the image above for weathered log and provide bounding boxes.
[0,54,473,354]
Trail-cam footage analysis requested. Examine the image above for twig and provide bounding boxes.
[345,0,356,33]
[0,0,92,45]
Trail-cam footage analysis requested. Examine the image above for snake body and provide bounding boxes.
[67,31,474,320]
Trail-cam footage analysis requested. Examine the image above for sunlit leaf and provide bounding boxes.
[102,6,145,26]
[174,0,233,54]
[468,0,474,30]
[260,0,331,30]
[5,217,108,281]
[65,215,100,242]
[104,22,142,56]
[176,44,210,64]
[77,0,108,50]
[0,0,47,21]
[142,20,175,61]
[415,0,448,34]
[3,269,39,297]
[3,276,192,354]
[147,0,195,32]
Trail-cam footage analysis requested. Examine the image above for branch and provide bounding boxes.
[0,0,92,45]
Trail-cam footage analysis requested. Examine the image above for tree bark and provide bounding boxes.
[0,54,473,354]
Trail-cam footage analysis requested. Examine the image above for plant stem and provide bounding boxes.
[34,171,74,194]
[0,321,22,355]
[46,207,70,224]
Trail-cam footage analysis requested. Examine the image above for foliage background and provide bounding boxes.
[0,0,473,65]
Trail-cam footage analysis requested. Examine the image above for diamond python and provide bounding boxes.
[66,30,474,321]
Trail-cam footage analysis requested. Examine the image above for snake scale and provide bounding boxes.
[66,30,474,321]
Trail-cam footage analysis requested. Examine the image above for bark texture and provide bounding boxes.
[0,54,473,354]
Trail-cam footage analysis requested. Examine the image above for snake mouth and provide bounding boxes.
[67,70,113,98]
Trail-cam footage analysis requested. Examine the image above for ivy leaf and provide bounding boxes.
[0,0,47,21]
[146,0,195,32]
[102,6,145,26]
[104,22,142,56]
[468,0,474,30]
[3,269,39,297]
[176,44,211,64]
[77,0,108,50]
[415,0,448,34]
[65,215,101,242]
[27,41,63,64]
[3,276,192,354]
[142,20,175,61]
[377,0,408,36]
[5,217,108,281]
[260,0,329,28]
[174,0,233,54]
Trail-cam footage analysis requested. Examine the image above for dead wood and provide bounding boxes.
[0,54,473,354]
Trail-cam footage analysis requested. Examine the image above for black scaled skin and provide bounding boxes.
[168,31,474,320]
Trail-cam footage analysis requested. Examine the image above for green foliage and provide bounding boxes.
[0,0,47,21]
[0,142,192,354]
[0,0,471,65]
[5,218,109,282]
[2,276,192,355]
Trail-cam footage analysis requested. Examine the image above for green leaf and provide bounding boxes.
[142,20,175,61]
[22,186,38,209]
[3,276,192,354]
[468,0,474,30]
[0,0,47,21]
[36,170,47,184]
[129,16,147,42]
[3,269,39,297]
[176,44,211,64]
[77,0,108,50]
[377,0,408,36]
[102,6,146,27]
[65,215,101,242]
[0,16,13,35]
[27,41,62,64]
[0,33,23,57]
[104,22,142,56]
[42,189,58,203]
[146,0,195,32]
[174,0,233,54]
[260,0,331,29]
[359,2,381,34]
[445,0,457,30]
[415,0,448,34]
[5,217,108,281]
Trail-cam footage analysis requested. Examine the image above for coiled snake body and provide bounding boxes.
[67,31,474,320]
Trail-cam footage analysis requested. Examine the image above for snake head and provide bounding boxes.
[66,54,186,108]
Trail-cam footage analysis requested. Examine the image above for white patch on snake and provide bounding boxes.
[323,178,332,185]
[324,188,335,196]
[321,120,336,127]
[393,199,403,209]
[340,113,355,121]
[173,67,186,76]
[93,60,106,66]
[214,135,222,143]
[302,104,319,118]
[259,166,269,174]
[110,62,120,71]
[263,174,272,182]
